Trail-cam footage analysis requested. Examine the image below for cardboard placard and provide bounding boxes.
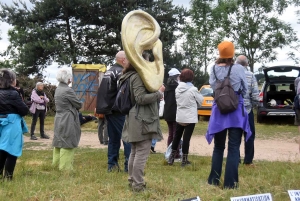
[231,193,272,201]
[180,196,201,201]
[288,190,300,201]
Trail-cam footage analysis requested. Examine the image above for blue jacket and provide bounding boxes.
[0,114,28,157]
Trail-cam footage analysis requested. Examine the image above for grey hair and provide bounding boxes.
[36,82,44,89]
[56,68,72,84]
[0,68,16,89]
[236,56,248,67]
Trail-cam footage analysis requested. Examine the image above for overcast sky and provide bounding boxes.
[0,0,299,84]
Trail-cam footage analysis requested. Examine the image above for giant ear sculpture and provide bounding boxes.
[121,10,164,92]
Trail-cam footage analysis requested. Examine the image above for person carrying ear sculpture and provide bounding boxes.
[120,10,165,192]
[120,53,165,192]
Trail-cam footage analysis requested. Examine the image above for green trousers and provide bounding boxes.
[52,147,75,171]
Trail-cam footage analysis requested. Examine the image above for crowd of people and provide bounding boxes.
[0,40,298,192]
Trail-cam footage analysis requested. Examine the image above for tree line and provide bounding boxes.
[0,0,300,88]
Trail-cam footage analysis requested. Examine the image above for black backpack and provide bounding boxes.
[96,66,122,114]
[213,64,239,114]
[112,73,135,115]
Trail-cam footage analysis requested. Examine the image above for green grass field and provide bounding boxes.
[3,111,297,200]
[1,149,300,201]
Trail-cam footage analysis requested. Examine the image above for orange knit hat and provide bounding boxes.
[218,41,235,58]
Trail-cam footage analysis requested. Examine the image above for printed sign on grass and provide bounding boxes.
[230,193,272,201]
[288,190,300,201]
[180,196,201,201]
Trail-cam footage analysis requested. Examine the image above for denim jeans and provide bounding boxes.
[151,139,157,148]
[208,128,243,189]
[243,110,255,164]
[106,113,131,172]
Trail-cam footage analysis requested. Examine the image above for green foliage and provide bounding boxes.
[0,60,13,69]
[0,0,187,76]
[215,0,297,72]
[183,0,224,74]
[184,0,298,73]
[287,41,300,65]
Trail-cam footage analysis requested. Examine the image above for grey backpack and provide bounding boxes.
[213,64,239,114]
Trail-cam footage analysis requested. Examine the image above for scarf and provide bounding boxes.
[35,89,45,96]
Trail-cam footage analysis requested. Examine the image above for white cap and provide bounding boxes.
[168,68,181,76]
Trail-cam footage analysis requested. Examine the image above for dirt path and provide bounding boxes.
[24,131,300,162]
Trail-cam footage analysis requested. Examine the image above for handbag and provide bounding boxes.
[36,104,45,110]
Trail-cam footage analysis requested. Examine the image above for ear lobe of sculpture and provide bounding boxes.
[121,10,164,92]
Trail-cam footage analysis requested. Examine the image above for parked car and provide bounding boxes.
[198,85,214,116]
[257,65,299,123]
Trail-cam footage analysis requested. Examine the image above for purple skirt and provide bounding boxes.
[205,95,252,144]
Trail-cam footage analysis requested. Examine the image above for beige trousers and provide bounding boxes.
[128,139,152,188]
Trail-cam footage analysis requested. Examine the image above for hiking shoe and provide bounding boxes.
[181,154,192,167]
[108,165,120,173]
[181,160,192,167]
[132,184,146,192]
[30,135,38,140]
[41,134,50,139]
[244,163,256,168]
[150,146,156,153]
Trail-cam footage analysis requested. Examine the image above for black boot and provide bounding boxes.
[41,134,50,139]
[181,154,192,167]
[30,134,37,140]
[3,171,13,181]
[168,150,177,165]
[150,146,156,153]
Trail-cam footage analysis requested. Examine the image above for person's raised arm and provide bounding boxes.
[31,90,45,104]
[132,75,163,106]
[66,88,82,110]
[194,89,204,108]
[12,91,28,116]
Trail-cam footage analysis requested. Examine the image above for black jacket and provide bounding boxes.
[96,63,123,114]
[163,82,178,122]
[0,87,29,116]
